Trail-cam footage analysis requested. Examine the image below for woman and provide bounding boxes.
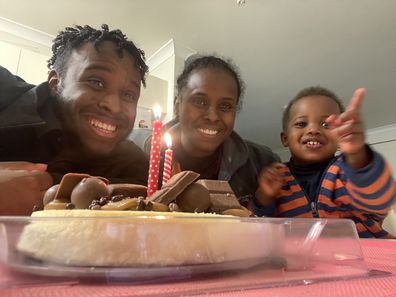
[143,55,279,208]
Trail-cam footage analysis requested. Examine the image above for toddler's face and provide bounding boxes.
[281,96,341,165]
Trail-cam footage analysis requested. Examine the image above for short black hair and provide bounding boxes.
[48,24,148,86]
[176,55,245,110]
[282,86,345,130]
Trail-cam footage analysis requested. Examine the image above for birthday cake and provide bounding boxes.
[17,172,281,267]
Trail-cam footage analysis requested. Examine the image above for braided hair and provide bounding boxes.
[176,55,245,111]
[48,24,148,86]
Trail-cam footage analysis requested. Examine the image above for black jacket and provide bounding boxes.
[0,66,148,184]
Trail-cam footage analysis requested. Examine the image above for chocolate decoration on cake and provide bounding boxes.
[100,197,138,210]
[108,184,147,198]
[44,199,69,210]
[168,202,179,212]
[176,183,211,213]
[196,180,243,213]
[41,171,249,217]
[43,184,59,206]
[150,171,200,205]
[54,173,92,201]
[71,177,109,209]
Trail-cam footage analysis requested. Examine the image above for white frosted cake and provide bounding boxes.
[16,172,283,267]
[17,209,281,267]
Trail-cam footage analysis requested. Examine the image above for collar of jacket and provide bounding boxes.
[0,82,63,135]
[0,82,46,128]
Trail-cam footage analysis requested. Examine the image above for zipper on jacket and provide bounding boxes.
[288,157,336,219]
[310,157,337,218]
[310,201,318,218]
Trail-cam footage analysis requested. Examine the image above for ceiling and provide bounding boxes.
[1,0,395,152]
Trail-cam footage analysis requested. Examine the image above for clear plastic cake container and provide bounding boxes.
[0,214,379,293]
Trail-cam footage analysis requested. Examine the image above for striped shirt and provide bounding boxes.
[252,151,396,238]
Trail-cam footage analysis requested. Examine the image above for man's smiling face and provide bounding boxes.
[50,41,141,156]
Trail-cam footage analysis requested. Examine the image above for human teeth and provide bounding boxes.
[198,128,218,135]
[89,119,116,132]
[307,141,320,145]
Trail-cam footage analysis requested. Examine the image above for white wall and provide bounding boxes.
[17,48,49,84]
[0,40,20,73]
[0,17,52,84]
[371,141,396,175]
[367,125,396,235]
[0,40,49,85]
[149,54,175,122]
[135,75,168,129]
[138,75,168,111]
[146,39,196,123]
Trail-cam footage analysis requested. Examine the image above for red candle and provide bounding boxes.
[162,132,173,186]
[147,104,162,197]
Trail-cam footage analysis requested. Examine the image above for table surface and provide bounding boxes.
[1,239,395,297]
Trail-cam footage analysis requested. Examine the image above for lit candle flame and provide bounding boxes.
[153,104,161,120]
[164,132,172,148]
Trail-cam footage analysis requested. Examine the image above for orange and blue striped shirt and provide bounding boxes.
[252,151,396,238]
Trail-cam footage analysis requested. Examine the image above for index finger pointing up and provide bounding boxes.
[347,88,365,111]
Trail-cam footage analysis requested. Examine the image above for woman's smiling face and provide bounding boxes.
[176,68,239,157]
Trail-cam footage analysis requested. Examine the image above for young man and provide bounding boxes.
[253,86,396,238]
[0,24,149,215]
